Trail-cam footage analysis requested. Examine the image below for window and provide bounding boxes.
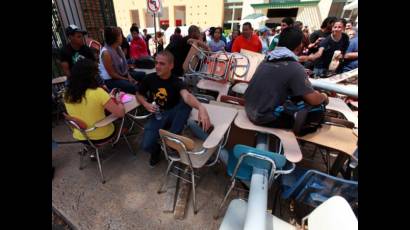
[130,10,140,26]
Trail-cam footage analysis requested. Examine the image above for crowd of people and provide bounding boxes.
[57,14,358,167]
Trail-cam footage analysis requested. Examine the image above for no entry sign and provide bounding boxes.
[147,0,161,13]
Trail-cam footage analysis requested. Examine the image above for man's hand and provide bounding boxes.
[198,106,211,132]
[321,92,329,106]
[143,102,157,113]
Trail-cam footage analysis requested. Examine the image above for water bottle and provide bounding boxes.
[152,101,162,120]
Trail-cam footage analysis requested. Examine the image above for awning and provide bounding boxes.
[343,0,358,10]
[240,13,269,29]
[251,0,320,9]
[243,13,267,20]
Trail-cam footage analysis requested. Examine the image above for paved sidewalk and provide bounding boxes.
[52,123,230,230]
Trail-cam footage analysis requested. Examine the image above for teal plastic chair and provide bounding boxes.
[214,144,295,219]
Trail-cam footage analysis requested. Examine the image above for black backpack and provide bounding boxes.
[273,99,326,136]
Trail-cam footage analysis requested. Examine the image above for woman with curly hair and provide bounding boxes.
[64,59,125,143]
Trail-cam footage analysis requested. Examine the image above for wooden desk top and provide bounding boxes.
[190,103,238,149]
[234,110,303,163]
[94,95,139,128]
[327,97,358,128]
[297,124,358,156]
[196,79,231,101]
[321,68,358,84]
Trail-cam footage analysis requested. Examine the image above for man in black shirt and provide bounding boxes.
[59,25,95,77]
[245,27,328,128]
[59,25,106,87]
[136,50,211,166]
[308,17,337,53]
[166,25,208,77]
[308,19,350,77]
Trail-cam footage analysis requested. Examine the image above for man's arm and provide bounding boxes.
[344,52,358,60]
[303,91,328,106]
[136,92,157,113]
[308,47,324,62]
[180,89,211,131]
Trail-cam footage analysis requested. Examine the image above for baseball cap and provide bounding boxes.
[259,26,269,33]
[65,24,87,36]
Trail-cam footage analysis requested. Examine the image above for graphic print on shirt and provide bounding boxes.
[72,52,86,65]
[154,88,168,107]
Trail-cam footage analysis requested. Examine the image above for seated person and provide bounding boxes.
[308,19,350,77]
[136,50,211,167]
[244,27,328,128]
[99,26,146,94]
[129,25,149,61]
[64,59,125,144]
[60,24,106,89]
[342,35,358,72]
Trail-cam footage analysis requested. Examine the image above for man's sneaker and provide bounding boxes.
[149,153,161,168]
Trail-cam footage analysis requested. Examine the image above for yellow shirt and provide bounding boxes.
[64,87,115,140]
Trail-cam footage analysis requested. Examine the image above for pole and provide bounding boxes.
[154,12,158,55]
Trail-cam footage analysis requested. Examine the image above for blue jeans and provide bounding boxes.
[141,101,192,156]
[104,71,146,94]
[186,120,229,165]
[313,68,328,78]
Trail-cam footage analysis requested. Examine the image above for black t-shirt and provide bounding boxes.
[244,60,314,124]
[59,44,96,69]
[138,73,187,110]
[315,34,350,69]
[308,30,331,54]
[166,36,192,77]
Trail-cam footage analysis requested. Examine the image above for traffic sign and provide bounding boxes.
[147,0,161,13]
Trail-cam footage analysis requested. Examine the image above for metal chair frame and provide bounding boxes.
[64,114,133,184]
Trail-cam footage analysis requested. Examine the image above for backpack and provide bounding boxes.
[273,99,326,136]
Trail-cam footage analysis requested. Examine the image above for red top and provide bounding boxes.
[231,34,262,53]
[130,36,149,59]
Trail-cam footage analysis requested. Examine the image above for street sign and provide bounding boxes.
[147,0,161,13]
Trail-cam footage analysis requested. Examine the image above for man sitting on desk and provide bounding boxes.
[245,27,328,128]
[136,50,211,167]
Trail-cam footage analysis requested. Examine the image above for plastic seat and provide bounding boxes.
[215,144,295,219]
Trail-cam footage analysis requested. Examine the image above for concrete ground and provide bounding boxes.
[52,122,240,230]
[52,117,341,230]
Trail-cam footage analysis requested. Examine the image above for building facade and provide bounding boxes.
[52,0,117,44]
[223,0,350,32]
[112,0,224,33]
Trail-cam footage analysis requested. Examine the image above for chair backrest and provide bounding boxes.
[283,169,358,214]
[63,113,95,147]
[159,129,196,165]
[63,113,88,130]
[232,144,288,185]
[305,195,358,230]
